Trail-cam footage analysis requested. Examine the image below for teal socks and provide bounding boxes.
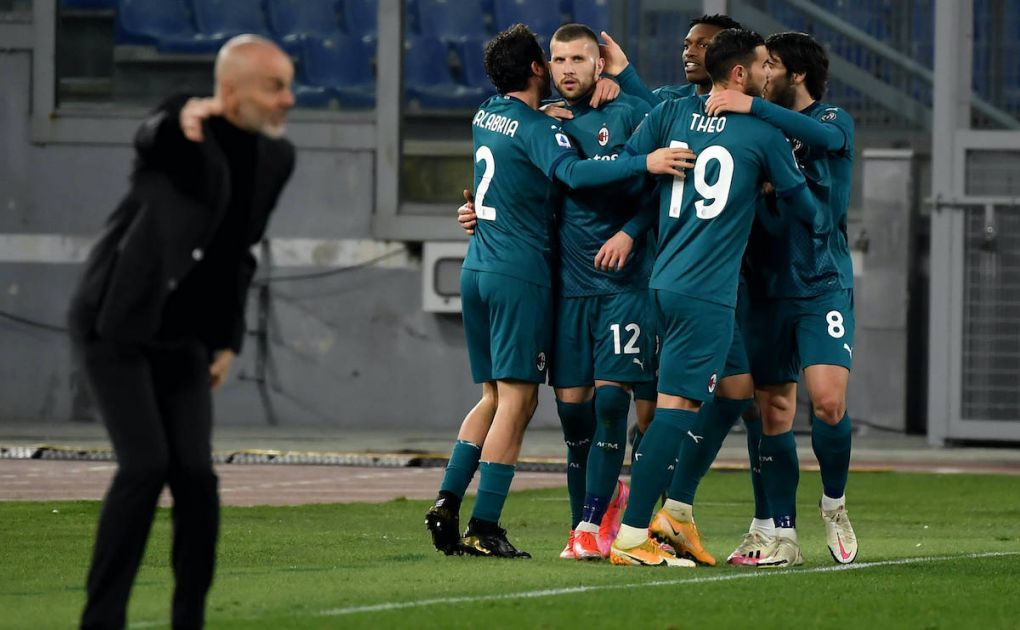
[471,461,516,523]
[557,399,596,528]
[743,415,771,520]
[439,439,481,499]
[621,407,698,529]
[760,431,799,528]
[811,412,852,499]
[668,397,749,504]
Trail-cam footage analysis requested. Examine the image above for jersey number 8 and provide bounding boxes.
[668,141,734,220]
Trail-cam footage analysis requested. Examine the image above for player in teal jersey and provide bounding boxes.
[425,24,692,559]
[600,14,743,107]
[706,32,858,567]
[455,24,678,561]
[609,28,819,567]
[600,15,781,567]
[545,24,659,561]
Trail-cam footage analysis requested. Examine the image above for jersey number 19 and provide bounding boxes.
[668,141,734,220]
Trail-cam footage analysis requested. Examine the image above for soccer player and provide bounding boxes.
[610,28,817,567]
[706,32,858,567]
[600,15,775,567]
[457,24,675,561]
[545,23,659,561]
[425,23,692,559]
[601,14,743,104]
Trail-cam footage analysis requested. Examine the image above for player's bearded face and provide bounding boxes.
[743,45,770,97]
[549,39,603,103]
[764,54,797,109]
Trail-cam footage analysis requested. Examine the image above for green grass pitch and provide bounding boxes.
[3,471,1019,628]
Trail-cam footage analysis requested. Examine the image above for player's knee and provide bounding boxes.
[812,394,846,425]
[169,463,219,499]
[116,453,170,492]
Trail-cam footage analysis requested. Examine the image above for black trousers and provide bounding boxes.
[78,336,219,630]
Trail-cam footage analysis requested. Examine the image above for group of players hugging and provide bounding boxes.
[426,13,858,570]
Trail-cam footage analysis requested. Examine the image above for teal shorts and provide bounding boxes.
[652,289,734,402]
[747,288,855,385]
[722,279,752,378]
[550,290,656,388]
[461,269,553,384]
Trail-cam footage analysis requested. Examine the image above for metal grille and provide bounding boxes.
[961,204,1020,421]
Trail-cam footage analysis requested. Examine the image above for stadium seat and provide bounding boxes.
[569,0,610,34]
[492,0,563,40]
[416,0,488,43]
[343,0,378,42]
[453,37,494,93]
[191,0,273,41]
[404,36,488,109]
[116,0,224,53]
[61,0,116,8]
[298,36,376,107]
[266,0,343,42]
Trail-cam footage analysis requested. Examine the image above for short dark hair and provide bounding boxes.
[765,32,829,100]
[484,24,546,94]
[690,14,742,30]
[704,28,765,84]
[551,23,599,47]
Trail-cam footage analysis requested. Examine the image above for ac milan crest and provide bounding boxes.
[707,371,718,393]
[597,125,610,147]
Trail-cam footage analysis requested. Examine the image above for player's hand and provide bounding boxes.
[180,96,223,142]
[594,231,634,272]
[762,181,775,195]
[589,76,620,108]
[540,100,573,121]
[646,147,696,177]
[209,349,234,391]
[458,189,477,235]
[705,89,754,116]
[599,31,630,76]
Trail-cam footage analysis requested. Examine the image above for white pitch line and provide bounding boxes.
[318,551,1020,618]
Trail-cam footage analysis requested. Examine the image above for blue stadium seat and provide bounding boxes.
[342,0,378,42]
[569,0,610,34]
[116,0,224,53]
[417,0,488,43]
[492,0,563,40]
[266,0,342,42]
[62,0,116,8]
[405,36,488,109]
[298,36,376,107]
[191,0,273,41]
[453,37,496,96]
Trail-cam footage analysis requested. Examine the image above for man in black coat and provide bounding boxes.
[69,35,296,629]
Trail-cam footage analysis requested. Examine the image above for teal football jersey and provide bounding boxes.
[558,93,655,297]
[625,95,810,307]
[616,65,698,107]
[464,95,650,287]
[745,100,855,297]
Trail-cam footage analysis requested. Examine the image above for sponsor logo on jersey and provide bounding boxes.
[821,108,838,122]
[707,371,718,393]
[597,124,610,146]
[536,351,547,372]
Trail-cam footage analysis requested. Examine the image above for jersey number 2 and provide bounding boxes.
[475,146,497,221]
[668,141,734,219]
